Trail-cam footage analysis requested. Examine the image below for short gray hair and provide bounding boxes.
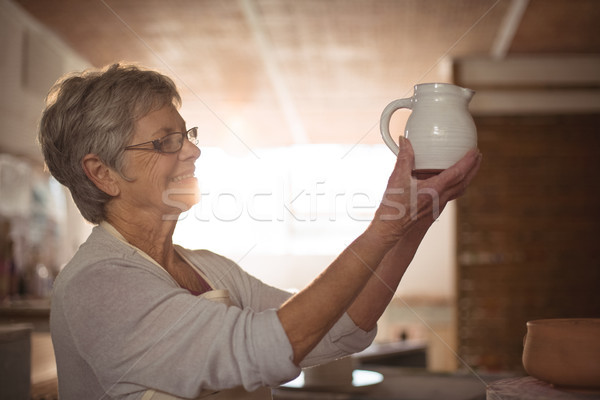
[38,63,181,224]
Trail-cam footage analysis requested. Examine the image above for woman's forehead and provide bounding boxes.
[133,105,186,138]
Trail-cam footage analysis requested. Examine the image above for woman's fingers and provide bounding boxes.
[448,150,482,200]
[374,144,481,244]
[427,148,482,201]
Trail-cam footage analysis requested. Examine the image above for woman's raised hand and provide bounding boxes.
[371,137,482,246]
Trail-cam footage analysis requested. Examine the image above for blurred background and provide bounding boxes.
[1,0,599,398]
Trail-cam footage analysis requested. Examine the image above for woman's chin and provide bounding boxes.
[161,187,201,219]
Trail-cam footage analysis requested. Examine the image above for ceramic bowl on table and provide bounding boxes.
[522,318,600,390]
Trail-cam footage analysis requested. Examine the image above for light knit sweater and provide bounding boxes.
[50,225,376,399]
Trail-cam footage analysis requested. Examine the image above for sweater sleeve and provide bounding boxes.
[56,257,301,399]
[191,250,377,368]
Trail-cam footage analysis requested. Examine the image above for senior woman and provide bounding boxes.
[39,63,481,400]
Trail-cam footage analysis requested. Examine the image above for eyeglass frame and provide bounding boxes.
[123,127,199,154]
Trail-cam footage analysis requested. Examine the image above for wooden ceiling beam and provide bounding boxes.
[454,56,600,115]
[455,56,600,89]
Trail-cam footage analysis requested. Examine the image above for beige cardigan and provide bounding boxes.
[50,224,376,399]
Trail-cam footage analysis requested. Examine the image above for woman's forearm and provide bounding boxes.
[277,228,394,365]
[346,225,429,331]
[277,143,481,366]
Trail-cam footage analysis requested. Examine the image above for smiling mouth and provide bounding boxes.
[171,173,195,183]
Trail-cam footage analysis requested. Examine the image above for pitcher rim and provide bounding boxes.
[413,82,475,97]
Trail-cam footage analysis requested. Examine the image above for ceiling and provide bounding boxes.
[12,0,600,154]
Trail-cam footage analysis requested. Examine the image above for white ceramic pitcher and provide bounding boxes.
[380,83,477,179]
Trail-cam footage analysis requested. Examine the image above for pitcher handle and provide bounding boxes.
[380,98,412,155]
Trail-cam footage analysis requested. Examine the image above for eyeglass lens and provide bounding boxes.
[160,128,198,153]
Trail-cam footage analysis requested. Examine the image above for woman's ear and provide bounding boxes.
[81,154,121,197]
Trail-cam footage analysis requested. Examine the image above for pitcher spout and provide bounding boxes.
[461,87,475,102]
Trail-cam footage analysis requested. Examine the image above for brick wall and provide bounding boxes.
[456,114,600,371]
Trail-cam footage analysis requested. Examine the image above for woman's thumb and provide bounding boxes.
[395,136,415,170]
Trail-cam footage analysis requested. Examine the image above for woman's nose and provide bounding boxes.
[179,138,201,160]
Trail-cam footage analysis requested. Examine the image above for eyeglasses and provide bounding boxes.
[124,127,199,154]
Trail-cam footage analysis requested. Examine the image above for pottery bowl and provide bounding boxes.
[522,318,600,389]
